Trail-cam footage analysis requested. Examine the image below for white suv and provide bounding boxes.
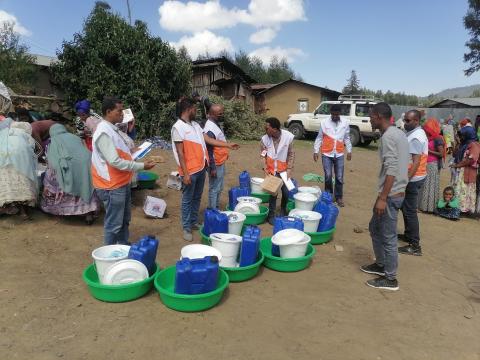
[284,95,381,146]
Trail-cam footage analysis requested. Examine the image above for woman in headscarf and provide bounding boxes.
[40,124,99,224]
[74,99,101,151]
[0,121,38,219]
[451,126,480,215]
[419,118,445,212]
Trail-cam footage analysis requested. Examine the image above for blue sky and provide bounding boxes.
[0,0,478,96]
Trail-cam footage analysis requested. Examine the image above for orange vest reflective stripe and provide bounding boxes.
[203,119,229,166]
[320,117,349,156]
[407,127,428,182]
[91,121,134,190]
[172,119,208,176]
[262,129,294,175]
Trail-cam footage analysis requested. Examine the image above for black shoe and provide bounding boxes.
[366,276,399,291]
[398,244,422,256]
[360,263,385,276]
[397,234,409,243]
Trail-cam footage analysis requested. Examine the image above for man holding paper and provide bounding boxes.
[261,117,295,225]
[92,96,155,245]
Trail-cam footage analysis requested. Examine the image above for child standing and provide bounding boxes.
[435,186,460,220]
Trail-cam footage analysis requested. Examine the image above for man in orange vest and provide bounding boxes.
[261,117,295,224]
[313,104,352,207]
[92,97,156,245]
[203,104,239,209]
[172,98,210,242]
[398,110,428,256]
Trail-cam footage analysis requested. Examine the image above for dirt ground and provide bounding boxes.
[1,140,480,360]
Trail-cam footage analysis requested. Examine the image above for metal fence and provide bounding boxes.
[390,105,480,123]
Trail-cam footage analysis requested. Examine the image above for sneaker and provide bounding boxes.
[398,244,422,256]
[397,234,409,243]
[183,230,193,242]
[360,263,385,276]
[191,223,201,230]
[366,276,399,291]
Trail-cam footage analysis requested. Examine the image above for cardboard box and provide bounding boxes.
[261,175,283,195]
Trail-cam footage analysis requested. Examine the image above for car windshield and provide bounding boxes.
[315,103,350,116]
[355,104,371,117]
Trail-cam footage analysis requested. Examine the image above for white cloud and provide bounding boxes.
[249,27,277,44]
[249,46,306,64]
[170,30,234,59]
[0,10,31,36]
[159,0,306,44]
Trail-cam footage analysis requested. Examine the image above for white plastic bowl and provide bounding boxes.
[271,228,306,246]
[237,196,262,205]
[222,211,246,235]
[234,201,260,215]
[251,177,266,194]
[180,244,222,262]
[298,186,321,199]
[289,209,322,232]
[293,192,317,211]
[91,244,130,284]
[210,233,242,267]
[103,259,149,285]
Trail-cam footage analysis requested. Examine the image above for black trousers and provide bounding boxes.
[268,173,289,217]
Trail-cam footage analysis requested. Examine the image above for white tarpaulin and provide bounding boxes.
[0,81,13,114]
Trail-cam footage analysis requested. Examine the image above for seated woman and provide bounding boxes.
[0,120,38,219]
[435,186,460,220]
[40,124,100,224]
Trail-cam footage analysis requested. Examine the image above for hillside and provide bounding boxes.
[432,84,480,98]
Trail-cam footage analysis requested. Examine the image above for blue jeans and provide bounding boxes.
[322,155,344,200]
[96,184,131,245]
[181,169,206,231]
[401,179,425,247]
[208,163,225,209]
[369,196,404,280]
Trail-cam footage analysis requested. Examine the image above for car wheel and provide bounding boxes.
[359,139,372,147]
[350,127,360,146]
[288,123,304,139]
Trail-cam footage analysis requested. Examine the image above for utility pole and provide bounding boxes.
[126,0,132,25]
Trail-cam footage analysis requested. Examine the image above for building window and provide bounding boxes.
[298,99,309,112]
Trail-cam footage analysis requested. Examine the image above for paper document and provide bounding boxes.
[122,108,134,123]
[132,141,153,160]
[280,171,295,191]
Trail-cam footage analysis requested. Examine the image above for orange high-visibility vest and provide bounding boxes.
[407,127,428,182]
[203,119,229,166]
[171,119,208,176]
[320,117,350,156]
[91,121,133,190]
[261,129,294,175]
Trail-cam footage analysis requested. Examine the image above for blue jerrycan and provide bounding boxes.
[228,187,250,210]
[239,225,261,266]
[203,208,228,236]
[317,203,339,232]
[239,171,251,193]
[174,256,219,295]
[128,235,159,275]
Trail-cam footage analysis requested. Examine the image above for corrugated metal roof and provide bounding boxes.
[254,79,341,96]
[32,54,56,67]
[430,97,480,107]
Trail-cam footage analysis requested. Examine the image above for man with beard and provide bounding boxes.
[313,104,352,207]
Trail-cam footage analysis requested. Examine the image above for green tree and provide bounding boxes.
[464,0,480,75]
[342,70,360,94]
[471,88,480,97]
[52,1,192,138]
[0,22,36,92]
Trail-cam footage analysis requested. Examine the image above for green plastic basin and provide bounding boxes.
[251,192,271,203]
[226,205,269,225]
[154,266,229,312]
[82,263,160,303]
[307,227,336,245]
[260,238,316,272]
[137,171,159,189]
[221,251,265,282]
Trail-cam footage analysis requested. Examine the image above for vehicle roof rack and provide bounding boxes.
[338,94,377,102]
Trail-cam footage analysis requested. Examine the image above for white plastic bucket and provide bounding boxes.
[91,245,130,284]
[234,201,260,214]
[180,244,222,262]
[293,192,317,211]
[237,196,262,205]
[210,233,242,267]
[251,177,266,194]
[298,186,321,200]
[289,209,322,232]
[222,211,246,235]
[279,234,311,259]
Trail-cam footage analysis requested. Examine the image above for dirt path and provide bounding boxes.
[1,141,480,360]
